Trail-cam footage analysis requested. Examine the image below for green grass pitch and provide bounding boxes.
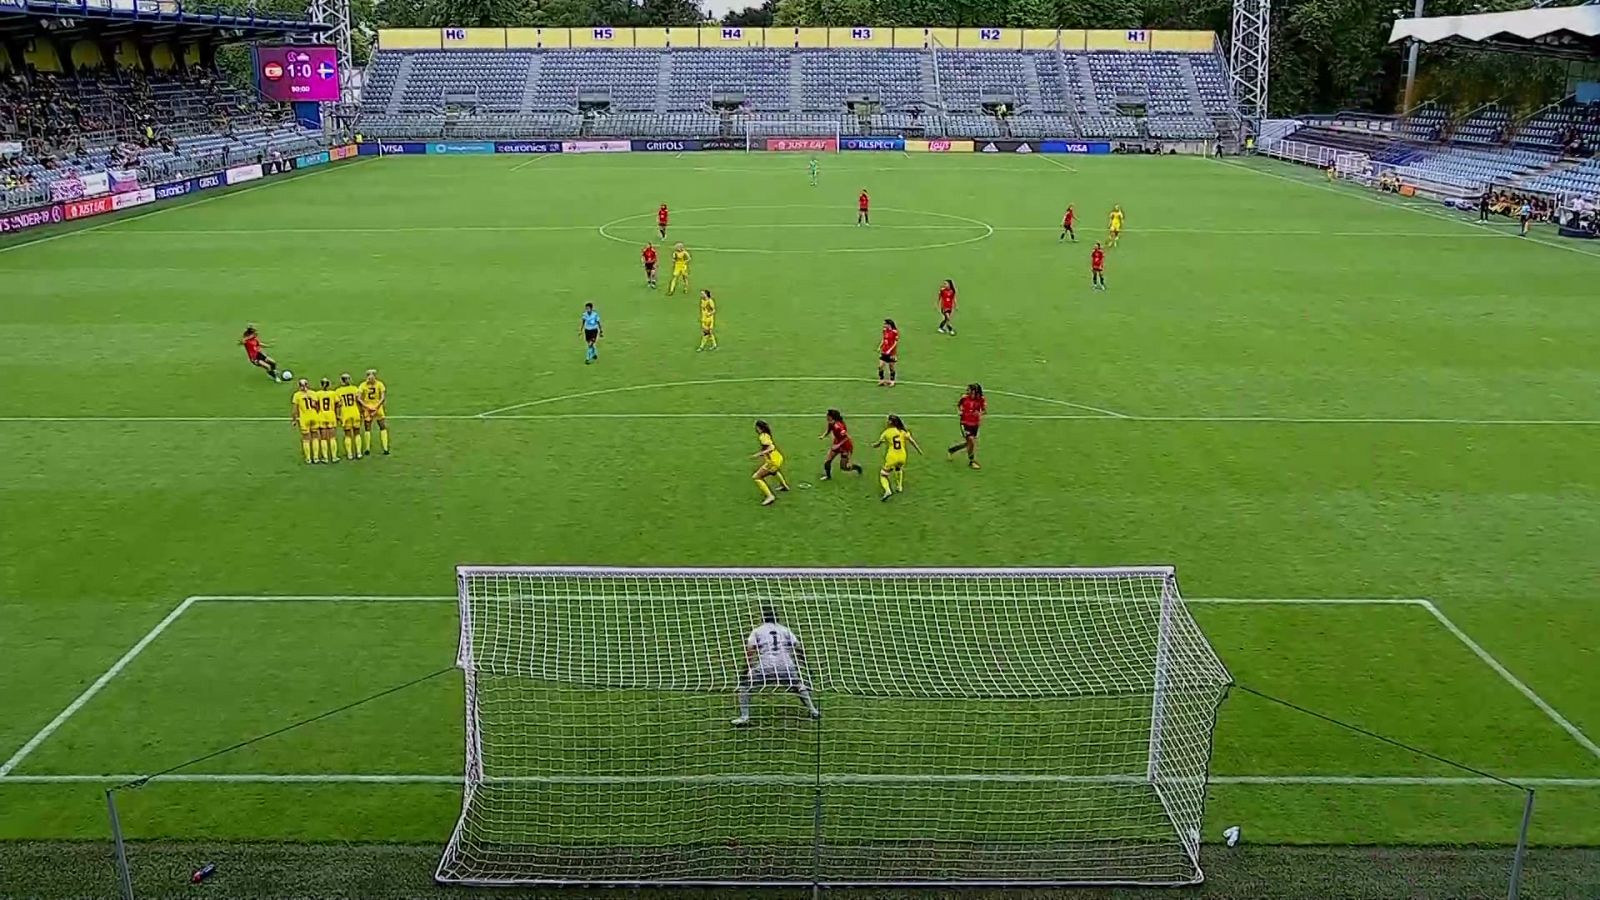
[2,151,1599,887]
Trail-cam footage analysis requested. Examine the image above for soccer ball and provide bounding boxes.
[280,370,294,382]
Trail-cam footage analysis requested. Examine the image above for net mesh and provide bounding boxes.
[437,567,1231,886]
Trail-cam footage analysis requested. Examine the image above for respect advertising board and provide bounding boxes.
[841,136,904,151]
[630,139,701,152]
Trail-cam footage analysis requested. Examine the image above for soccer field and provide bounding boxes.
[2,151,1599,893]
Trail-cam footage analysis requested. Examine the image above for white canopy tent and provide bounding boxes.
[1389,5,1600,59]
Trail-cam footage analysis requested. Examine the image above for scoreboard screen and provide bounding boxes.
[256,46,339,102]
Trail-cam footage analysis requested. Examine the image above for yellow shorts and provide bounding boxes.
[883,454,906,471]
[1110,224,1122,235]
[364,405,386,423]
[701,318,715,332]
[297,418,313,436]
[341,411,362,429]
[673,265,688,278]
[764,451,785,470]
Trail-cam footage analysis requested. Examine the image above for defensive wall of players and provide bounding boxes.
[377,26,1219,53]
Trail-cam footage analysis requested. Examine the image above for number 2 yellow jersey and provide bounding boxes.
[360,379,387,415]
[672,249,690,269]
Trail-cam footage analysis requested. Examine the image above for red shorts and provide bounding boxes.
[834,440,855,456]
[940,302,955,314]
[658,220,668,228]
[245,347,263,362]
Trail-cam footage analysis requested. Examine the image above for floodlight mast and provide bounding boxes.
[1229,0,1271,134]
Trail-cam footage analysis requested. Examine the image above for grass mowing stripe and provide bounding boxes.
[0,158,371,256]
[1421,600,1600,761]
[0,597,197,777]
[4,414,1599,425]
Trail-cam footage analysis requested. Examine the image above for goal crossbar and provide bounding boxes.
[438,565,1231,888]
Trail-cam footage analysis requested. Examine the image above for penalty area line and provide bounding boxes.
[1419,600,1600,761]
[0,597,199,778]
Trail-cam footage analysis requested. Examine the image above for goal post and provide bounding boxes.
[437,566,1232,887]
[739,118,842,152]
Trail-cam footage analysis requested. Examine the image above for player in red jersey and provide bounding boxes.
[641,242,659,289]
[936,279,957,335]
[947,383,986,469]
[857,189,870,226]
[239,325,279,380]
[657,203,669,239]
[819,408,864,480]
[1059,205,1077,242]
[1091,242,1106,291]
[877,318,899,386]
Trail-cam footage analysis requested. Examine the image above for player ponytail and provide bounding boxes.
[945,279,955,294]
[826,408,843,425]
[968,383,983,399]
[884,318,896,330]
[755,419,772,436]
[887,414,906,431]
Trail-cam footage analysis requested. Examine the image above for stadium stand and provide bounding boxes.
[0,6,328,212]
[353,36,1240,143]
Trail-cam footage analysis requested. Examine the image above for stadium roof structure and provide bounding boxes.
[0,0,324,43]
[1388,4,1600,59]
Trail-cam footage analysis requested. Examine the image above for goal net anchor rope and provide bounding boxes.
[437,566,1232,887]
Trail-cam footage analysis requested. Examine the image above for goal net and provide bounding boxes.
[436,566,1231,887]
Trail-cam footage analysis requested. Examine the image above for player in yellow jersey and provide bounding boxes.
[316,377,340,463]
[751,419,790,506]
[359,368,390,455]
[291,378,318,464]
[697,289,717,352]
[1108,205,1124,247]
[335,373,365,461]
[668,242,691,295]
[872,414,923,501]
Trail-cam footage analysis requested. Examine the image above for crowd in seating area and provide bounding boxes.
[0,63,322,211]
[356,46,1240,143]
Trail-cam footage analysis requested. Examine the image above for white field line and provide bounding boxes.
[1419,600,1600,761]
[75,223,1491,238]
[0,597,198,778]
[509,154,555,172]
[3,594,1591,783]
[6,412,1600,426]
[0,159,369,256]
[1040,156,1079,174]
[1217,158,1600,261]
[2,772,1596,787]
[475,376,1130,420]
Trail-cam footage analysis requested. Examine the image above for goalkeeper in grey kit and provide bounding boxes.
[732,607,821,725]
